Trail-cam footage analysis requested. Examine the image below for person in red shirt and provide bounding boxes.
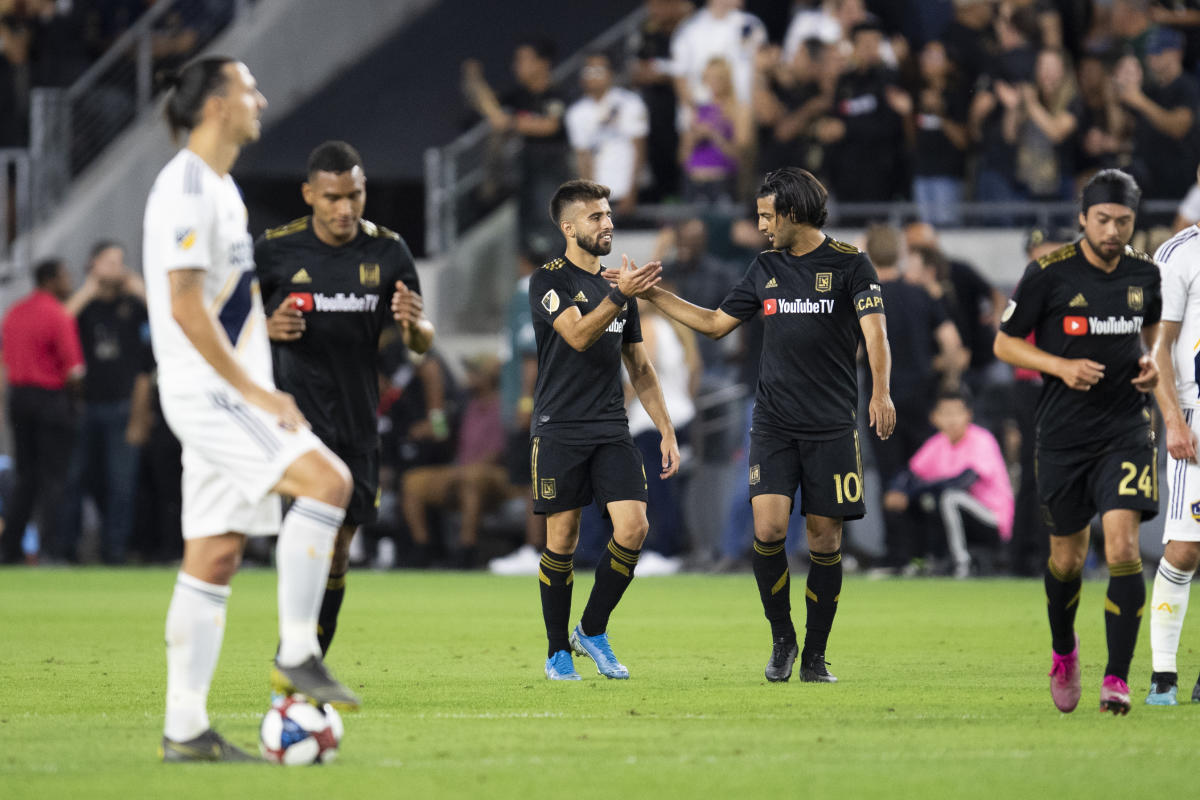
[0,259,84,564]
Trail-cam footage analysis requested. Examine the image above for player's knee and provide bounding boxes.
[315,453,353,508]
[615,517,649,548]
[1050,550,1086,576]
[208,546,243,584]
[753,519,787,543]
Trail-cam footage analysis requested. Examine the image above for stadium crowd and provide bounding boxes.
[3,0,1199,580]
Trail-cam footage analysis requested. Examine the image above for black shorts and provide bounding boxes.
[333,445,380,527]
[748,427,866,520]
[1036,428,1159,534]
[530,433,648,515]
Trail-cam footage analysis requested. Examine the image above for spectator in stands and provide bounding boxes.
[462,37,570,256]
[911,39,970,226]
[1075,48,1132,185]
[1014,48,1081,201]
[1152,1,1200,72]
[1119,26,1200,203]
[488,251,546,576]
[1111,0,1158,64]
[883,388,1013,578]
[0,258,83,564]
[969,4,1040,210]
[814,18,911,204]
[566,51,649,217]
[863,224,965,570]
[904,221,1008,401]
[678,56,751,203]
[624,290,699,567]
[28,0,88,88]
[783,0,896,67]
[401,354,516,570]
[653,217,735,371]
[671,0,767,108]
[628,0,692,201]
[59,241,153,565]
[752,40,829,179]
[943,0,996,90]
[1173,176,1200,230]
[0,0,33,146]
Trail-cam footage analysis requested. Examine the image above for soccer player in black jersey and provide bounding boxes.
[994,169,1162,715]
[623,167,896,684]
[531,179,680,681]
[254,141,434,661]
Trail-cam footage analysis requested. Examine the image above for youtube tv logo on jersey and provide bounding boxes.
[287,292,314,312]
[1063,316,1087,335]
[763,299,778,316]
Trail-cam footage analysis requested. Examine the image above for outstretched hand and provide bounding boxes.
[611,254,662,299]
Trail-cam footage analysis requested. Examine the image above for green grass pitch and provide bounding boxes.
[1,568,1197,799]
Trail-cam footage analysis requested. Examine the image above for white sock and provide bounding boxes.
[164,572,231,742]
[276,497,344,666]
[1150,558,1195,674]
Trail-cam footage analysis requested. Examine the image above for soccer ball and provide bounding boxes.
[259,694,344,765]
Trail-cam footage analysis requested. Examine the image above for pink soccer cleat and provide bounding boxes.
[1099,675,1131,715]
[1049,635,1081,712]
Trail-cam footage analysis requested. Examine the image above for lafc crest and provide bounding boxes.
[359,262,381,288]
[815,272,832,292]
[1127,286,1143,311]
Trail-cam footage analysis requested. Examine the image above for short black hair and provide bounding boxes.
[936,385,973,409]
[162,56,236,142]
[549,179,610,225]
[33,258,64,288]
[516,36,557,65]
[307,140,364,178]
[1080,168,1141,214]
[89,239,123,262]
[757,167,828,228]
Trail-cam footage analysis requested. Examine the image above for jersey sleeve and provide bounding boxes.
[622,297,643,345]
[391,237,422,295]
[1155,244,1189,323]
[718,259,762,321]
[147,185,215,274]
[529,268,578,326]
[849,254,885,318]
[998,260,1047,338]
[1145,265,1163,328]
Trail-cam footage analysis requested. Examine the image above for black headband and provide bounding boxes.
[1081,181,1139,213]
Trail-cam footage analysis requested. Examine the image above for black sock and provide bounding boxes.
[1104,559,1145,682]
[539,549,574,657]
[753,538,795,642]
[580,538,640,636]
[1045,559,1083,655]
[317,572,347,656]
[803,549,842,659]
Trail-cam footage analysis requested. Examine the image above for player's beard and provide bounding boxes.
[577,231,612,256]
[1083,231,1126,262]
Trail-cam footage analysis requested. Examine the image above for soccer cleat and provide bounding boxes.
[1048,635,1081,712]
[271,655,361,711]
[1145,672,1179,706]
[545,649,582,681]
[161,728,259,763]
[1193,674,1200,704]
[570,625,629,679]
[764,637,798,683]
[799,651,838,683]
[1099,675,1132,715]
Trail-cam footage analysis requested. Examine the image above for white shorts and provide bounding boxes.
[161,385,326,539]
[1164,407,1200,544]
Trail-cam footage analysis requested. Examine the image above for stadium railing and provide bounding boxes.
[26,0,255,222]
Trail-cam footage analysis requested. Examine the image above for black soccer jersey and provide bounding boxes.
[254,216,420,454]
[529,256,642,444]
[720,237,884,440]
[999,241,1162,451]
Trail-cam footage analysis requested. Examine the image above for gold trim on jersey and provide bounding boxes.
[1036,242,1076,269]
[530,436,541,500]
[360,219,400,241]
[264,217,309,240]
[542,258,566,271]
[827,238,860,254]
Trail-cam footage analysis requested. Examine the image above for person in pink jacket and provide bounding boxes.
[883,388,1014,578]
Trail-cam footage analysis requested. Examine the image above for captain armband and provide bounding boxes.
[852,285,885,317]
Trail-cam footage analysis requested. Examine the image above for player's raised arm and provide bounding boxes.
[621,341,680,479]
[551,255,661,352]
[391,281,435,354]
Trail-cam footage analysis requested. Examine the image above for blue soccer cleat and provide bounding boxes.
[570,625,629,679]
[545,649,582,681]
[1145,672,1178,706]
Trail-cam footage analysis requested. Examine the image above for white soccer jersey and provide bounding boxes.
[565,88,649,201]
[670,7,766,104]
[1154,224,1200,409]
[143,148,273,397]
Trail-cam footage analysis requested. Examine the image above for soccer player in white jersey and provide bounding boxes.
[144,57,361,762]
[1148,199,1200,705]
